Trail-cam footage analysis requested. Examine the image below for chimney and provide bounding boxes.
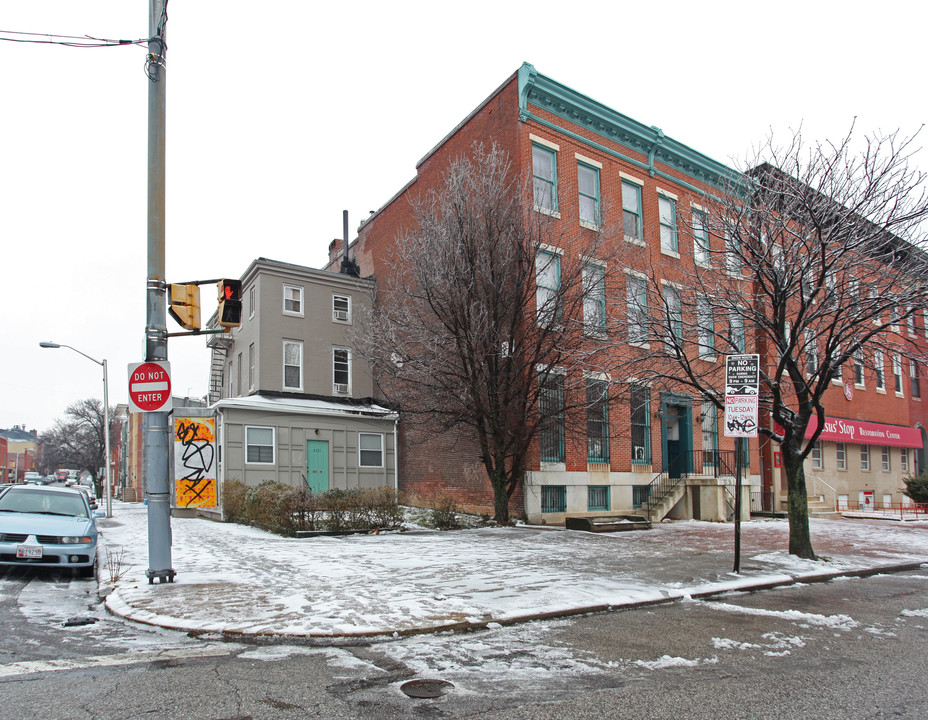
[339,210,361,277]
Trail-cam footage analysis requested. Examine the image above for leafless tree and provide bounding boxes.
[40,398,113,491]
[613,126,928,558]
[353,143,617,522]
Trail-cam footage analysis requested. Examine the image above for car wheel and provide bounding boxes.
[77,562,97,580]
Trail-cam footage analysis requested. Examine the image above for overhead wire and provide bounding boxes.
[1,0,168,81]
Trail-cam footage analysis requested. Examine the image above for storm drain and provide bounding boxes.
[400,679,455,699]
[63,617,98,627]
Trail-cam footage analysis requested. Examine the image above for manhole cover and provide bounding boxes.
[400,679,454,699]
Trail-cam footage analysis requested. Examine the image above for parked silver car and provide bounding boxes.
[0,485,102,577]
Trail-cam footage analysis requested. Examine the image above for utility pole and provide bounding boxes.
[144,0,175,583]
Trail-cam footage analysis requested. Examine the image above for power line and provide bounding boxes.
[0,29,150,49]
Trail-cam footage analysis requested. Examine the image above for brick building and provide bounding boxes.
[327,63,926,523]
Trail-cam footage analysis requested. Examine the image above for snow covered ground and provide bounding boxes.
[98,502,928,639]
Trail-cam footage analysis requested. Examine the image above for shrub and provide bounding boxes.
[902,472,928,504]
[222,479,249,523]
[243,481,293,534]
[429,495,461,530]
[221,481,405,535]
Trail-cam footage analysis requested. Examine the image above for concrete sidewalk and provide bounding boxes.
[96,503,928,641]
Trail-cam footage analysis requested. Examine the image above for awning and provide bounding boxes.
[805,417,922,448]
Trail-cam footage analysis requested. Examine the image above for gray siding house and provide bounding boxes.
[206,258,398,501]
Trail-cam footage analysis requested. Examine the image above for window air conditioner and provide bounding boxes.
[334,310,349,321]
[334,383,349,394]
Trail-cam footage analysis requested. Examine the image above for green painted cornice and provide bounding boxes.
[518,63,737,192]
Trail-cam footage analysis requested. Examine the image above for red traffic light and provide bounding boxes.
[217,279,243,329]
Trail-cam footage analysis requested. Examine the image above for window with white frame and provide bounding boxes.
[582,262,606,332]
[805,330,818,376]
[697,296,714,357]
[283,340,302,390]
[659,195,677,254]
[907,309,917,335]
[701,399,718,468]
[729,312,745,353]
[539,372,566,463]
[874,350,885,391]
[236,352,243,396]
[358,433,384,468]
[854,349,865,386]
[860,444,870,471]
[586,379,609,463]
[332,294,351,323]
[901,447,909,472]
[578,162,600,226]
[812,440,823,469]
[622,180,643,241]
[881,445,891,472]
[248,343,255,390]
[911,360,921,398]
[726,230,742,275]
[248,285,256,319]
[893,353,903,394]
[630,385,651,464]
[693,208,710,265]
[626,274,648,344]
[245,426,275,464]
[836,442,847,470]
[283,284,303,316]
[663,284,682,350]
[333,347,350,394]
[532,143,557,212]
[536,249,561,325]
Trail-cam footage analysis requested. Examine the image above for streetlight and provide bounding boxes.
[39,341,112,518]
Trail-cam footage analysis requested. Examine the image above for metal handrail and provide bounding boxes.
[808,475,837,510]
[646,450,739,518]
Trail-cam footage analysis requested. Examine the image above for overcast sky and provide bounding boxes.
[2,0,925,433]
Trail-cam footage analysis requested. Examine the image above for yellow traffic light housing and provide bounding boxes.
[217,279,243,329]
[167,283,201,331]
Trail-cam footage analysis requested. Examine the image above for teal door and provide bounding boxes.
[306,440,329,493]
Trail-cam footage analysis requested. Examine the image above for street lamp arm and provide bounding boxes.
[38,340,113,518]
[39,341,104,367]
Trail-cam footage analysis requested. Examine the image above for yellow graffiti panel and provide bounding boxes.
[173,416,217,508]
[176,478,217,508]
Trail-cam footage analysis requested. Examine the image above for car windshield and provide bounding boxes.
[0,489,89,518]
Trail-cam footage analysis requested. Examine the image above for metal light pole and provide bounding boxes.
[39,342,112,518]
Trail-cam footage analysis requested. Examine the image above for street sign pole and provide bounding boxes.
[725,354,760,575]
[144,0,175,584]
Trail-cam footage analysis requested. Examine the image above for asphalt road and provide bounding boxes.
[0,565,926,719]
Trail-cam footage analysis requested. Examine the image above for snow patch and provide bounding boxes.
[634,655,718,670]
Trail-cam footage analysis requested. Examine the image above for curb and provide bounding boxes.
[103,560,928,643]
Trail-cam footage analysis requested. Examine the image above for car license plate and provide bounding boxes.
[17,544,43,559]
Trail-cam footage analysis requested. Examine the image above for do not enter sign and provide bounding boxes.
[128,361,173,413]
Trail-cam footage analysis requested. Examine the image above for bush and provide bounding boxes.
[221,481,404,535]
[429,495,461,530]
[222,479,249,523]
[902,472,928,504]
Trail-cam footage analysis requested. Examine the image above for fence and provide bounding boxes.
[839,500,928,520]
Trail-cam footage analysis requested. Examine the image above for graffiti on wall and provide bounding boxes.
[173,417,217,508]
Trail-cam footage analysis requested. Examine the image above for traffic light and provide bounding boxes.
[167,283,201,331]
[217,279,242,329]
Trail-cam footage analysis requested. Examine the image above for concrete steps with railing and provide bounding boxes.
[807,494,842,519]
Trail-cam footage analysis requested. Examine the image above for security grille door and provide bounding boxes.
[306,440,329,493]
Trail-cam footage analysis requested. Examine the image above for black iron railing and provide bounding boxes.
[646,449,738,519]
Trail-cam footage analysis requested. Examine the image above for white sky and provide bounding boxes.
[2,0,925,433]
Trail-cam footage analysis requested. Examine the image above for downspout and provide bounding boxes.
[215,405,225,520]
[393,416,399,494]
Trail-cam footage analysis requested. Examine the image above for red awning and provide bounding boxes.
[805,417,922,448]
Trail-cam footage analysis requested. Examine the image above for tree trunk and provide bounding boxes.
[783,451,816,559]
[490,471,511,524]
